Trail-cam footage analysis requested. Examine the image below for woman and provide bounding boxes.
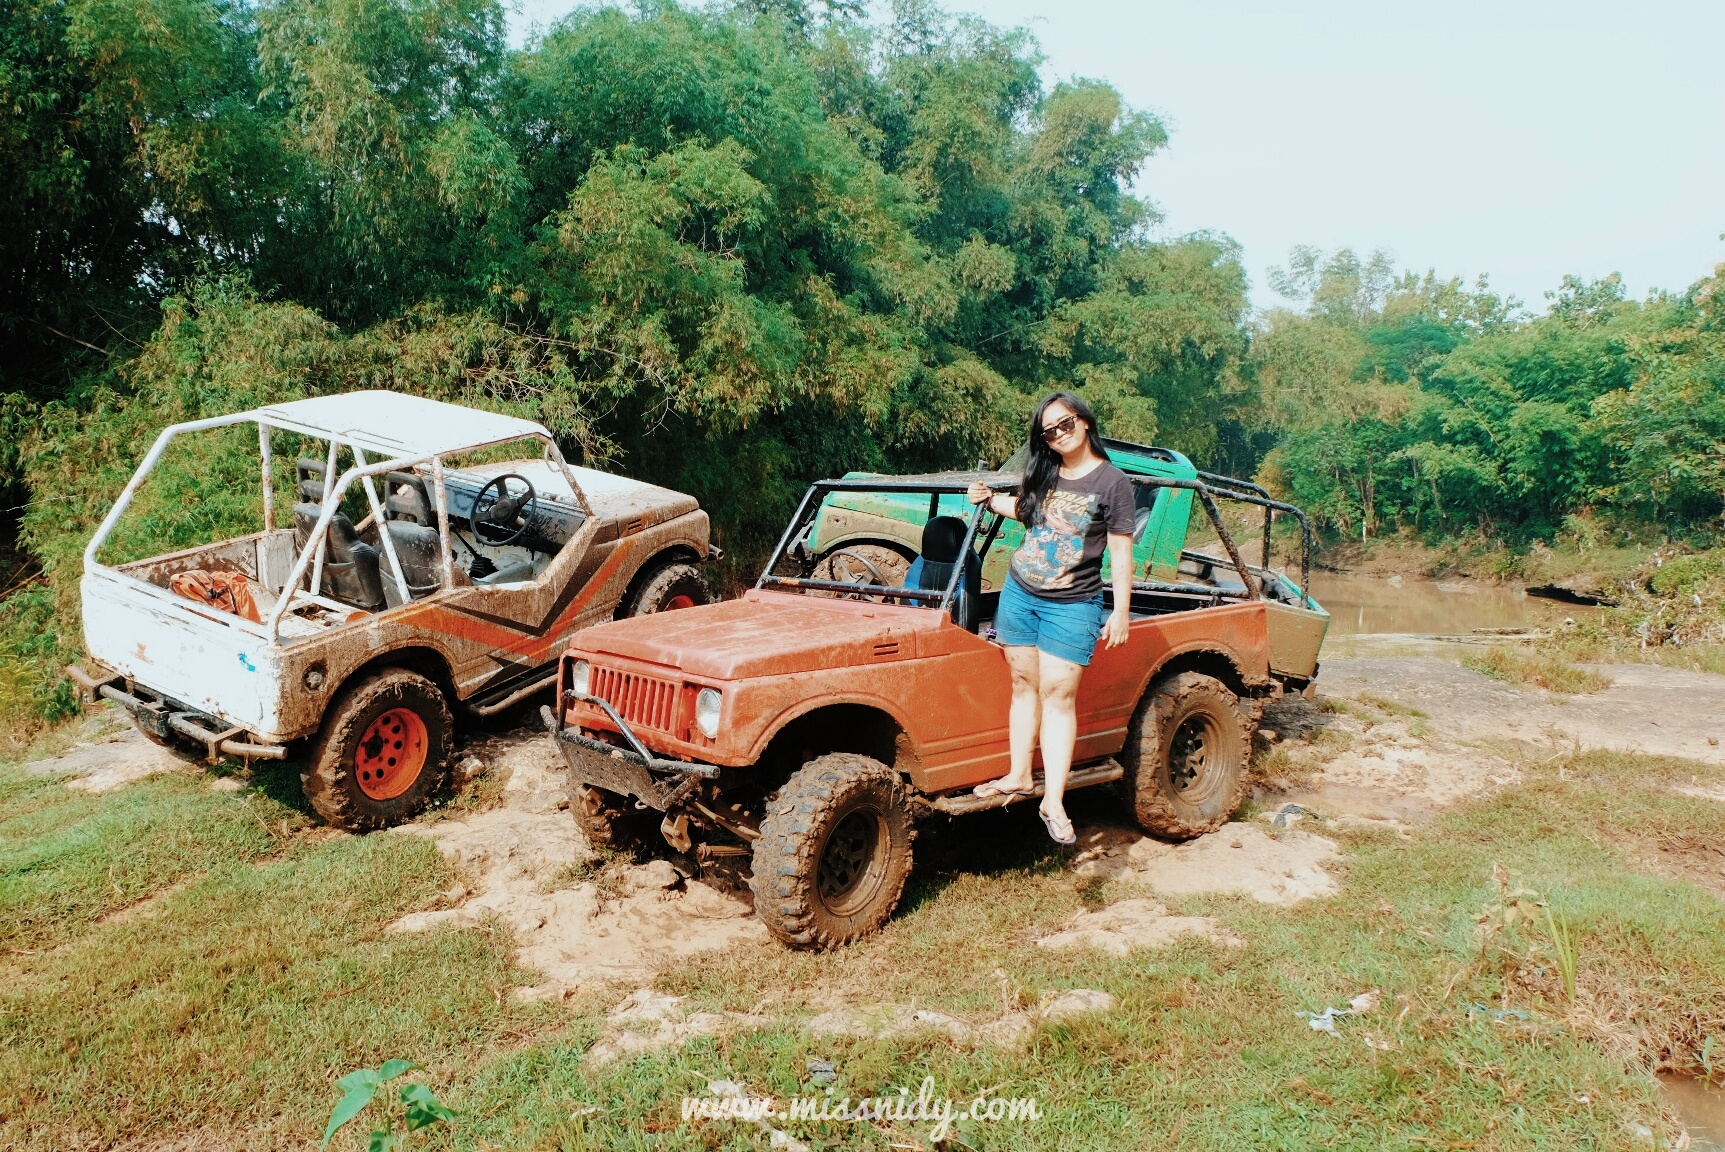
[967,392,1135,844]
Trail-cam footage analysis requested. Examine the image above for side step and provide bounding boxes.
[468,667,558,717]
[931,758,1125,816]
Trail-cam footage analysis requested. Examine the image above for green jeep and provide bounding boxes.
[796,438,1261,595]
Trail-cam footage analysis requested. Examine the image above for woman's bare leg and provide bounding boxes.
[977,645,1042,794]
[1035,650,1085,831]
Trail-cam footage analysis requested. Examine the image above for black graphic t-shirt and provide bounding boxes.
[1008,462,1137,601]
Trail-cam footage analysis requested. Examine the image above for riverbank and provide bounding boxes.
[1313,535,1656,595]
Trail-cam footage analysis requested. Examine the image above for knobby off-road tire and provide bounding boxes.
[1121,671,1252,839]
[569,782,660,857]
[622,562,711,617]
[302,668,453,831]
[751,753,916,950]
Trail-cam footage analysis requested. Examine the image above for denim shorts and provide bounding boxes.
[993,577,1106,666]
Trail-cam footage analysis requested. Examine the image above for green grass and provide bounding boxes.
[4,746,1723,1149]
[1464,646,1614,694]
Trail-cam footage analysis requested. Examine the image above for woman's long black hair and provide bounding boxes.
[1017,390,1109,525]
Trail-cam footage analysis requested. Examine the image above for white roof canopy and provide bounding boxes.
[254,391,549,460]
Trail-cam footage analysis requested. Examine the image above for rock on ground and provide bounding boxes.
[390,728,766,995]
[1036,898,1243,955]
[804,987,1116,1049]
[1068,822,1340,905]
[587,988,774,1065]
[27,721,192,794]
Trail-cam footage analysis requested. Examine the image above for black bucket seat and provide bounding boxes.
[912,515,980,630]
[292,502,384,611]
[377,472,443,606]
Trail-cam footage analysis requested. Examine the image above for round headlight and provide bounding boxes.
[694,688,722,739]
[570,659,591,696]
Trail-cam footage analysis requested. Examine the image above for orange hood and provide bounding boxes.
[567,589,954,680]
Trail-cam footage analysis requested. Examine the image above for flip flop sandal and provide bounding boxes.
[974,778,1038,799]
[1039,807,1077,846]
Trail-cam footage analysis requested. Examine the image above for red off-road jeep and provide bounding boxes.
[546,470,1327,948]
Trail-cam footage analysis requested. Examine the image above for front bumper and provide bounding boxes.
[67,663,289,764]
[541,696,717,812]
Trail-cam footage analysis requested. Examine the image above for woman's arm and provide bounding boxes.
[1102,531,1134,648]
[966,480,1016,520]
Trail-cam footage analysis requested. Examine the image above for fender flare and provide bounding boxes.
[745,691,923,770]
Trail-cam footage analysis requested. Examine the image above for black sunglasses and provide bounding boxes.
[1040,413,1080,442]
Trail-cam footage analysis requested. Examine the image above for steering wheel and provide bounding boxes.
[821,547,897,601]
[469,473,538,548]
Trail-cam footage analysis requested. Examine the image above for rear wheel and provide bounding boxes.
[1121,671,1251,839]
[751,753,915,950]
[302,668,452,830]
[622,562,711,617]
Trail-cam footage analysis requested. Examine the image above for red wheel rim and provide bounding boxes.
[355,708,428,800]
[664,594,696,610]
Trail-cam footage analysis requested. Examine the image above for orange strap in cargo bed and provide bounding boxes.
[167,569,261,623]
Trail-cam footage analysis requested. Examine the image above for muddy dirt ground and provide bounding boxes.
[29,646,1725,1012]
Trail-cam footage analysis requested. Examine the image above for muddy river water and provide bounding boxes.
[1302,571,1572,641]
[1662,1075,1725,1150]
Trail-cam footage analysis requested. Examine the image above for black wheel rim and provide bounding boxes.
[1168,713,1224,803]
[817,807,887,916]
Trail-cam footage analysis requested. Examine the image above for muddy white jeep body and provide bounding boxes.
[71,390,713,828]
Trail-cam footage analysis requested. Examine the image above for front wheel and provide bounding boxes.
[751,753,916,950]
[622,562,711,617]
[570,782,660,857]
[1121,671,1251,839]
[302,668,453,830]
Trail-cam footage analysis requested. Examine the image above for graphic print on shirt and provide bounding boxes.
[1010,488,1099,593]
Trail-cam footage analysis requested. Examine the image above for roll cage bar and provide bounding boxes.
[83,408,592,643]
[755,474,1314,613]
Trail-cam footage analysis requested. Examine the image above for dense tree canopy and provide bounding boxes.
[1250,248,1724,542]
[3,0,1248,556]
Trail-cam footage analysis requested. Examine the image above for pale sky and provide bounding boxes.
[507,0,1725,314]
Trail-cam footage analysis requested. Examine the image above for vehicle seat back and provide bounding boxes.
[912,515,979,630]
[293,502,384,611]
[385,472,434,526]
[380,521,444,607]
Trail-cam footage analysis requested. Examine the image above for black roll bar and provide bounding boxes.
[755,471,1315,612]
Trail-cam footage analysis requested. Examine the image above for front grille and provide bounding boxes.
[591,666,679,734]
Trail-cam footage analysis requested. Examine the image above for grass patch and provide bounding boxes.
[1357,693,1428,719]
[3,748,1723,1148]
[1464,645,1613,694]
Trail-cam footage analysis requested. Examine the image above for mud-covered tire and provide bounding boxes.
[302,668,452,831]
[751,753,916,950]
[570,782,660,856]
[1121,671,1251,839]
[621,562,711,617]
[812,543,913,589]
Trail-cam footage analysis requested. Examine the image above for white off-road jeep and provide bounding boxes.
[69,390,714,829]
